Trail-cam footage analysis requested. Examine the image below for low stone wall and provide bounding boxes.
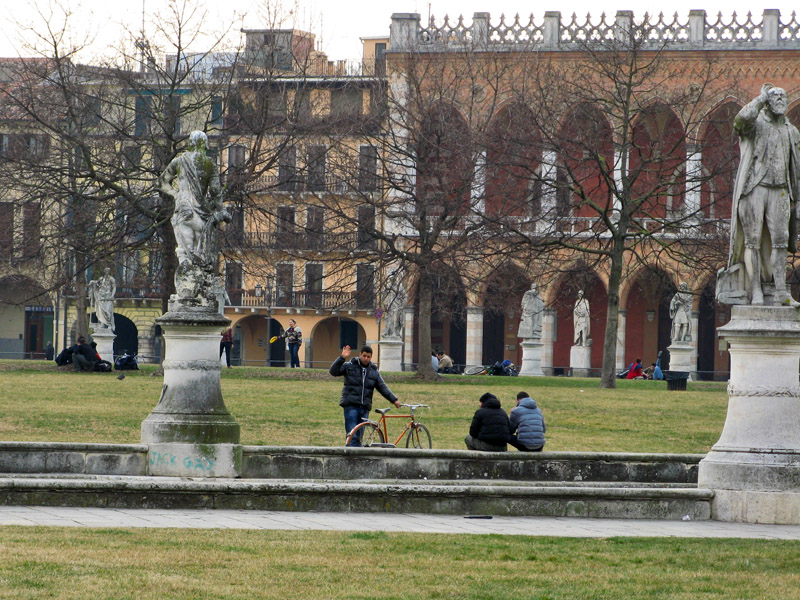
[241,447,703,484]
[0,442,704,483]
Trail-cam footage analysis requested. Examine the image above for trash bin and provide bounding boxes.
[664,371,689,391]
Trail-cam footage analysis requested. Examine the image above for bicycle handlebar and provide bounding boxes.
[400,403,429,410]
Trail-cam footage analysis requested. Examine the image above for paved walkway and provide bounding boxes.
[2,506,800,538]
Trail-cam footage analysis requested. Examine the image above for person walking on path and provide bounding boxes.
[330,344,400,446]
[509,391,546,452]
[219,328,233,368]
[279,319,302,368]
[465,392,511,452]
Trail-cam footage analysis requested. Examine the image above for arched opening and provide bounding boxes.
[485,102,541,216]
[0,275,51,359]
[558,103,615,219]
[310,317,367,368]
[701,101,741,223]
[481,264,531,366]
[624,269,676,370]
[551,270,607,373]
[235,314,285,366]
[417,102,472,215]
[111,314,138,358]
[412,267,467,369]
[631,106,686,219]
[697,278,730,380]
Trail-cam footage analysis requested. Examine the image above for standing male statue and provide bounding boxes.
[573,290,591,346]
[669,282,692,343]
[159,130,230,305]
[717,84,800,305]
[89,266,116,331]
[517,283,543,339]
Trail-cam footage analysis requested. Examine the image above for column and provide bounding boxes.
[690,309,700,379]
[465,306,484,368]
[402,307,415,370]
[472,149,486,216]
[541,308,557,375]
[760,9,780,47]
[613,148,626,216]
[472,12,490,47]
[616,310,626,370]
[684,143,702,223]
[542,12,561,47]
[390,13,421,52]
[540,149,557,228]
[688,10,706,45]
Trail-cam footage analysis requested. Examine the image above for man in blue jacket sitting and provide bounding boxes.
[330,344,400,446]
[509,391,546,452]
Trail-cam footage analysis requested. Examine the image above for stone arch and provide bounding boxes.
[696,275,730,380]
[485,101,541,216]
[309,317,367,368]
[233,314,285,366]
[480,263,532,366]
[700,100,741,222]
[630,104,686,218]
[624,267,677,369]
[0,275,51,359]
[550,268,607,372]
[111,313,138,358]
[417,101,473,214]
[411,264,467,368]
[556,102,614,218]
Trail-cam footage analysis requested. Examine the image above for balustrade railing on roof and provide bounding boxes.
[403,9,800,50]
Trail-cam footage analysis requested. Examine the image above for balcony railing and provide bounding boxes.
[232,231,377,252]
[246,173,360,194]
[237,289,374,310]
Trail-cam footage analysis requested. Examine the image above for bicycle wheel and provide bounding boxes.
[346,422,385,447]
[464,365,487,375]
[405,423,432,449]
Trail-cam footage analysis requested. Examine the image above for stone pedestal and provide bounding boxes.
[667,342,694,381]
[90,328,116,362]
[697,305,800,524]
[379,338,403,372]
[141,304,241,478]
[570,345,591,377]
[520,339,544,376]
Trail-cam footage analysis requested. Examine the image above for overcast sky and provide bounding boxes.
[2,1,797,61]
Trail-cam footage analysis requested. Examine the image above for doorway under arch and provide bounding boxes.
[235,314,286,366]
[111,314,138,358]
[310,317,367,368]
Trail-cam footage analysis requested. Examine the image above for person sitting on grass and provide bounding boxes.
[465,392,510,452]
[626,358,644,379]
[509,391,546,452]
[71,337,96,372]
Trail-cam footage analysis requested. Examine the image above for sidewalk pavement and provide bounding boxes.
[2,506,800,538]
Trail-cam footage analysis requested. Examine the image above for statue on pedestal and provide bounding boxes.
[159,130,231,308]
[573,290,591,346]
[89,266,116,331]
[517,283,543,339]
[382,270,407,339]
[716,84,800,306]
[669,282,692,343]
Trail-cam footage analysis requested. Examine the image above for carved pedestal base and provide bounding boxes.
[141,306,241,478]
[90,328,116,362]
[569,345,591,377]
[379,338,403,372]
[698,305,800,524]
[520,340,544,376]
[666,342,694,381]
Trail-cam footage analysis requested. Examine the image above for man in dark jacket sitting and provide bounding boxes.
[330,344,400,446]
[509,391,546,452]
[465,392,511,452]
[71,336,97,372]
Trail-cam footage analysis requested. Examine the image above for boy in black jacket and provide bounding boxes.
[465,392,511,452]
[330,344,400,446]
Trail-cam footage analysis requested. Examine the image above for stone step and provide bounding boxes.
[0,474,713,520]
[0,442,704,484]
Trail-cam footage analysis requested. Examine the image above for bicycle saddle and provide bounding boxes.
[375,408,392,415]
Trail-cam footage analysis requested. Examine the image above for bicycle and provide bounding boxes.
[464,361,518,376]
[345,403,432,448]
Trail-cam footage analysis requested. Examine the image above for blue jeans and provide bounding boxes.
[288,343,300,368]
[343,405,370,446]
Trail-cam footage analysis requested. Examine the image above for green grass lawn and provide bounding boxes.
[0,360,728,452]
[1,528,799,600]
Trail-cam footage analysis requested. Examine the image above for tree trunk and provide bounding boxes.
[600,243,625,388]
[416,272,437,379]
